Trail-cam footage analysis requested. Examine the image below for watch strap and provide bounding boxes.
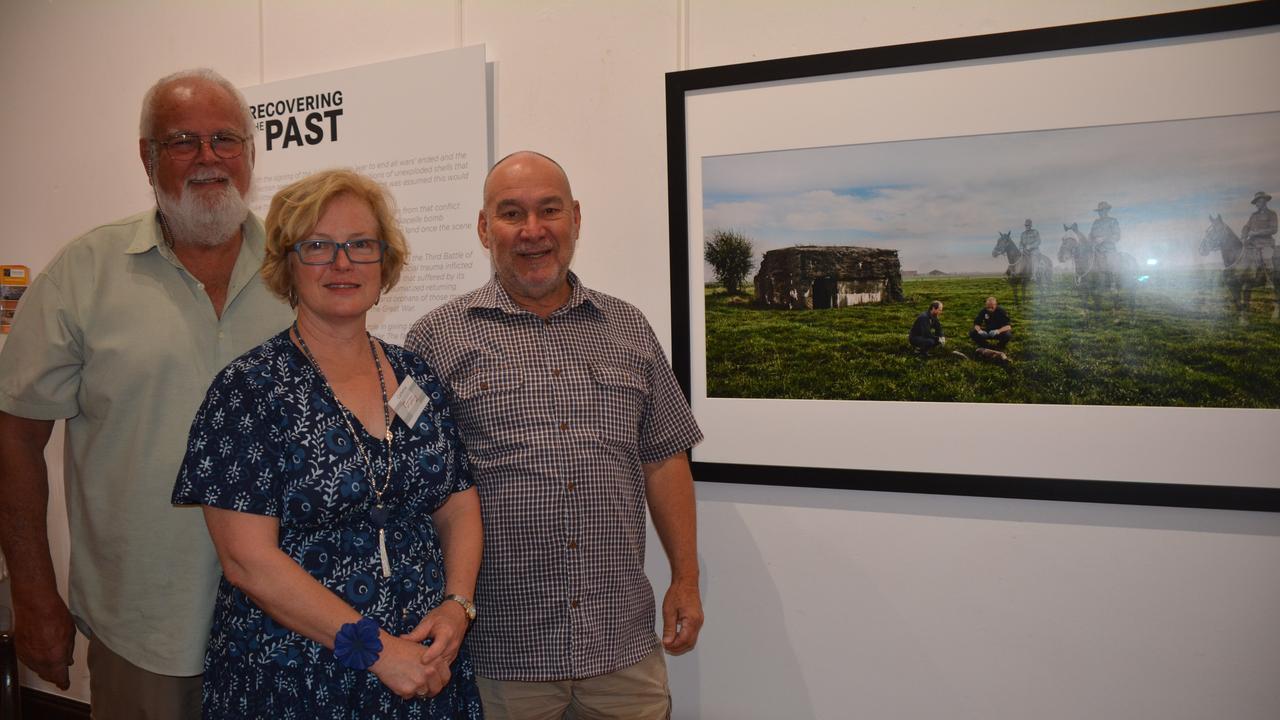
[445,593,476,622]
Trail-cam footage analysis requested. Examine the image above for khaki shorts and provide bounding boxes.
[478,646,671,720]
[87,634,201,720]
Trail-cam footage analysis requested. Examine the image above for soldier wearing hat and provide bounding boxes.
[1088,201,1120,255]
[1241,191,1276,251]
[1019,218,1041,254]
[1242,191,1277,299]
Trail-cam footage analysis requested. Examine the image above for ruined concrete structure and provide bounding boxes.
[753,245,904,309]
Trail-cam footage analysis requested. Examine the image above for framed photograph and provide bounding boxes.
[666,2,1280,510]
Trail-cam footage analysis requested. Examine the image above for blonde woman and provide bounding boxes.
[174,169,482,719]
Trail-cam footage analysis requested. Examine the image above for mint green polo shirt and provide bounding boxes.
[0,210,294,675]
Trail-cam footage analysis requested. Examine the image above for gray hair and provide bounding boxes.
[139,68,254,140]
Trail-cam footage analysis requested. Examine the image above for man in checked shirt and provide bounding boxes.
[406,151,704,719]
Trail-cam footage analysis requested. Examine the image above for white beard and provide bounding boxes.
[156,172,250,247]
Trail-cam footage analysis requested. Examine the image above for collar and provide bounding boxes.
[123,209,267,266]
[466,271,602,319]
[123,209,169,256]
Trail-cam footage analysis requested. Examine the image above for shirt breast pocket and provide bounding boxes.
[452,361,525,461]
[588,361,649,450]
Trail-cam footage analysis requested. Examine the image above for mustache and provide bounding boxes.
[514,242,554,253]
[186,168,232,183]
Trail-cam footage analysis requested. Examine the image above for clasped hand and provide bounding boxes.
[370,602,469,700]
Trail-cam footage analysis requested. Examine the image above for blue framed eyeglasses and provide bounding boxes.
[291,239,386,265]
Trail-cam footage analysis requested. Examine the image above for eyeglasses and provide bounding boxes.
[291,239,386,265]
[151,132,248,161]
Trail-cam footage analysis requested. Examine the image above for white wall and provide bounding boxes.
[3,1,1278,717]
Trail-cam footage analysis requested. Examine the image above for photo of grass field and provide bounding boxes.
[705,274,1280,406]
[702,112,1279,408]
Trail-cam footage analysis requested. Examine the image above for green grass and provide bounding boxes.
[704,272,1280,407]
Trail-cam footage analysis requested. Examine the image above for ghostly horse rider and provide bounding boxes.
[1002,219,1052,281]
[1020,219,1051,273]
[1242,190,1277,284]
[1020,218,1042,255]
[1089,201,1121,271]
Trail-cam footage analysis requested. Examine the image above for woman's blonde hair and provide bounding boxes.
[262,169,408,305]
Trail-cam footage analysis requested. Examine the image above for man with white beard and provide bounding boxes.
[0,69,292,718]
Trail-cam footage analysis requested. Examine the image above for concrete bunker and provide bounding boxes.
[753,245,904,309]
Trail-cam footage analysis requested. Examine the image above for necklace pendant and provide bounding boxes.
[378,529,392,578]
[370,503,389,529]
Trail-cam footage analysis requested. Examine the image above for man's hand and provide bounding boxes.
[644,452,702,656]
[660,580,704,655]
[0,413,68,686]
[13,590,75,689]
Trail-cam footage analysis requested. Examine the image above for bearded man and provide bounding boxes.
[0,69,292,718]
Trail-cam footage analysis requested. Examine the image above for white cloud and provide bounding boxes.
[702,112,1280,272]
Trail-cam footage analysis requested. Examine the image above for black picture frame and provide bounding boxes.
[665,1,1280,512]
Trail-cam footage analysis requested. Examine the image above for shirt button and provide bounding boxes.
[570,599,580,609]
[566,480,575,492]
[479,381,489,391]
[217,331,224,339]
[543,318,552,326]
[551,368,562,377]
[567,540,578,550]
[559,421,569,431]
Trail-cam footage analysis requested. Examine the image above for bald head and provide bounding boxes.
[140,68,253,140]
[476,150,581,316]
[483,151,573,207]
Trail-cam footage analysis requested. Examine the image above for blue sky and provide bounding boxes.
[702,112,1279,276]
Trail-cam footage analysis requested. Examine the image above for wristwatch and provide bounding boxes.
[445,594,477,622]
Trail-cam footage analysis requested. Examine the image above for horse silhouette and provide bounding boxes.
[1059,222,1137,313]
[992,231,1052,304]
[1200,214,1277,321]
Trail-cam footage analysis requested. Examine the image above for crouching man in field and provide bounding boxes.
[909,300,947,358]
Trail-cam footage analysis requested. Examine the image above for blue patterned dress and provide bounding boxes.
[173,330,483,720]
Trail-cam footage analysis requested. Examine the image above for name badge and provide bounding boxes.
[389,376,430,429]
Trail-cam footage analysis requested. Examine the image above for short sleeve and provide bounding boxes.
[0,271,83,419]
[171,358,285,516]
[636,317,703,464]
